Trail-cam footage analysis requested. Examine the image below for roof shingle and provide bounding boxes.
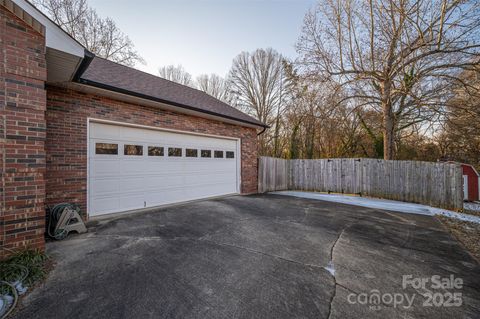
[79,57,266,127]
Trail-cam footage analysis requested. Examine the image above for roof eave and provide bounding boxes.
[74,78,268,129]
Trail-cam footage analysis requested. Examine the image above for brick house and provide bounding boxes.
[1,0,266,257]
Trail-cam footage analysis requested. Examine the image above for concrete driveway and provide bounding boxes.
[13,194,480,318]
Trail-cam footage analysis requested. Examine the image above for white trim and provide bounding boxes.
[86,119,90,217]
[236,137,242,193]
[86,118,242,217]
[461,163,480,177]
[471,165,480,177]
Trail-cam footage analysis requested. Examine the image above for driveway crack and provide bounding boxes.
[199,238,325,269]
[326,226,347,319]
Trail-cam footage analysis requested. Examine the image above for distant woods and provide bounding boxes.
[36,0,480,168]
[158,1,480,168]
[296,0,480,161]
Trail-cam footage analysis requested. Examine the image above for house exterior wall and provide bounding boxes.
[0,5,47,257]
[45,86,258,219]
[462,164,479,202]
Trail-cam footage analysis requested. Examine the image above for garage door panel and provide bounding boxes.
[91,170,235,188]
[149,161,186,172]
[143,175,185,188]
[119,160,148,175]
[143,161,236,173]
[184,173,234,185]
[90,124,122,139]
[92,187,149,198]
[90,196,120,215]
[118,177,152,193]
[90,160,121,176]
[89,122,239,216]
[90,178,121,195]
[185,182,236,198]
[144,188,188,206]
[118,194,145,211]
[144,183,235,207]
[187,161,235,171]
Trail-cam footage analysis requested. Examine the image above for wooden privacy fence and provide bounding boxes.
[258,157,463,210]
[258,157,289,193]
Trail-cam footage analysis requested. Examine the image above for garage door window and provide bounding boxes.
[201,150,211,158]
[124,145,143,156]
[214,150,224,158]
[148,146,164,156]
[168,147,182,157]
[96,143,118,155]
[186,149,198,157]
[226,151,235,159]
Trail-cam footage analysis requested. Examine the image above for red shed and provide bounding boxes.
[462,164,479,202]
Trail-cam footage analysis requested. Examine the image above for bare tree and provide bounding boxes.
[33,0,144,67]
[283,64,365,159]
[34,0,87,33]
[438,66,480,167]
[158,65,194,87]
[196,74,229,102]
[228,48,289,155]
[297,0,480,159]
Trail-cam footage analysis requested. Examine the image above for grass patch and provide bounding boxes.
[0,249,49,289]
[437,215,480,263]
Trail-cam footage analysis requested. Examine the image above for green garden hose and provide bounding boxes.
[47,203,81,240]
[0,281,18,319]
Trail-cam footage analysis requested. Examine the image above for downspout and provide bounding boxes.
[72,49,95,81]
[257,126,267,136]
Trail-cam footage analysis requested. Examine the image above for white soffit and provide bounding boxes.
[46,47,82,83]
[13,0,84,58]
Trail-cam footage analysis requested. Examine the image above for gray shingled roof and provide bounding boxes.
[78,57,266,128]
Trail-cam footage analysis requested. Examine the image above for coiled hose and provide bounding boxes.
[0,281,18,319]
[47,203,81,240]
[0,258,29,319]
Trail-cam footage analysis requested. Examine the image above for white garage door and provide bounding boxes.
[88,122,239,216]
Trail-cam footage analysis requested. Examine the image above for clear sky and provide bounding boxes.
[89,0,316,78]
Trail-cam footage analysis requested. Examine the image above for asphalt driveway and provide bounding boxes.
[13,194,480,318]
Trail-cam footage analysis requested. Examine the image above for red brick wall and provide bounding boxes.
[46,86,258,219]
[1,5,47,257]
